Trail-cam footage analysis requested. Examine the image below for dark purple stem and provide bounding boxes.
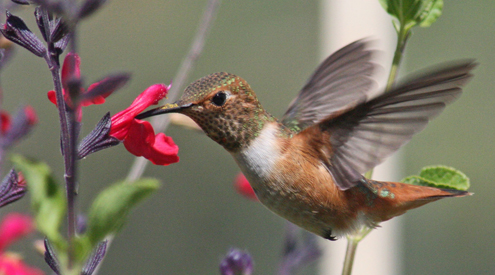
[44,34,77,268]
[66,30,79,268]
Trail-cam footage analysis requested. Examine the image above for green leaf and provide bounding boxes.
[379,0,443,31]
[86,178,160,246]
[11,154,67,249]
[402,165,470,191]
[418,0,443,27]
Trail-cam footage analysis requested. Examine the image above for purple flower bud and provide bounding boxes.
[54,32,69,52]
[44,238,61,275]
[79,73,131,103]
[78,113,120,159]
[82,240,108,275]
[77,214,88,234]
[1,11,46,57]
[34,7,70,44]
[34,6,71,64]
[50,17,70,43]
[11,0,30,5]
[1,106,38,149]
[34,6,50,42]
[219,248,253,275]
[0,169,26,208]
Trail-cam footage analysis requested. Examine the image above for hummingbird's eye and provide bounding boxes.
[211,91,227,106]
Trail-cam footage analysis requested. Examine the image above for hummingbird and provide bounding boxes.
[137,40,475,240]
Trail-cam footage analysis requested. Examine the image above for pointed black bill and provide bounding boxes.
[135,103,192,119]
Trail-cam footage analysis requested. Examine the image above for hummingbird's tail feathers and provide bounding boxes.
[428,188,472,199]
[361,180,471,222]
[309,60,477,191]
[282,39,379,132]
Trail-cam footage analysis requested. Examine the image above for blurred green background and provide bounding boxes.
[2,0,494,274]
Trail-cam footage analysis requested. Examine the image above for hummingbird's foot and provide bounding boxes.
[323,229,338,241]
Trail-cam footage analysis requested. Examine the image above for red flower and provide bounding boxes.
[0,254,44,275]
[0,107,37,135]
[0,213,33,252]
[110,84,179,166]
[0,106,38,149]
[234,173,258,201]
[0,213,43,275]
[47,52,114,121]
[0,111,11,134]
[23,106,38,126]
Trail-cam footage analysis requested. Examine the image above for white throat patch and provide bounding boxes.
[232,123,280,180]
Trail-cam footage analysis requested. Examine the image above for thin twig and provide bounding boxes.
[126,0,222,182]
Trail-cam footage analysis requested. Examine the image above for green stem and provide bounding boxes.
[386,27,411,92]
[341,227,373,275]
[341,237,358,275]
[343,22,411,275]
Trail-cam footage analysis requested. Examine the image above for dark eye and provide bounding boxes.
[211,91,227,106]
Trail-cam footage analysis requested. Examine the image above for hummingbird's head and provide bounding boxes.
[137,72,271,152]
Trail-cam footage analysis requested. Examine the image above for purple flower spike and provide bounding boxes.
[0,11,46,57]
[0,169,27,208]
[220,248,253,275]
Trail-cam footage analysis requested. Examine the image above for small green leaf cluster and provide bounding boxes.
[12,154,160,273]
[402,165,470,191]
[379,0,443,33]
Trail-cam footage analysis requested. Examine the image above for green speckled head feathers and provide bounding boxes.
[174,72,280,152]
[178,72,237,104]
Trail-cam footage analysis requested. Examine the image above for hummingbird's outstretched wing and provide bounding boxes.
[308,60,477,190]
[281,39,378,132]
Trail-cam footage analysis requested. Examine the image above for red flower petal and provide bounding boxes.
[0,253,45,275]
[122,120,154,156]
[81,80,114,107]
[61,52,81,92]
[123,120,179,166]
[0,111,11,134]
[0,213,34,252]
[47,53,117,122]
[148,133,180,165]
[17,173,26,187]
[23,106,38,125]
[110,84,169,140]
[234,173,258,201]
[47,90,58,106]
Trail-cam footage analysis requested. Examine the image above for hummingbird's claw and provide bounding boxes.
[323,229,338,241]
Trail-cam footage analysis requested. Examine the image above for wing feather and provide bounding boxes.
[312,60,477,190]
[282,39,378,131]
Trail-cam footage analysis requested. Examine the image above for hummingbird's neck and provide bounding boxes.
[232,121,293,181]
[204,109,282,152]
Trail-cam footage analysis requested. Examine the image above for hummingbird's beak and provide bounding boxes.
[135,102,193,119]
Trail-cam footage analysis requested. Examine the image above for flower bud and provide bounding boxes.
[219,248,253,275]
